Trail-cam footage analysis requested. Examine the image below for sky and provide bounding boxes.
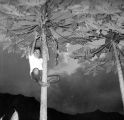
[0,45,123,114]
[0,0,124,115]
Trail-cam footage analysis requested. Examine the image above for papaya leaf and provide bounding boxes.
[18,0,46,7]
[84,60,105,76]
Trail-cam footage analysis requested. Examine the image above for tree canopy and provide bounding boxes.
[0,0,124,72]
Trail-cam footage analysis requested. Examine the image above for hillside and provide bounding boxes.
[0,93,123,120]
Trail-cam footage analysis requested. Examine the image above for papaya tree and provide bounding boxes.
[70,30,124,107]
[0,0,84,120]
[66,1,124,109]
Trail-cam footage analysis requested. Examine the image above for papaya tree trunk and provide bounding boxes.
[113,41,124,108]
[40,28,48,120]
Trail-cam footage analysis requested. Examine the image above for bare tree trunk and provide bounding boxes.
[113,42,124,108]
[40,28,48,120]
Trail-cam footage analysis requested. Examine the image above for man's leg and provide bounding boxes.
[31,68,41,83]
[47,74,60,84]
[37,70,50,87]
[31,69,60,87]
[31,68,49,87]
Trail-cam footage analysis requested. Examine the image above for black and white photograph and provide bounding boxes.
[0,0,124,120]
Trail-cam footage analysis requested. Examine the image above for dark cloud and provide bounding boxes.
[47,68,123,114]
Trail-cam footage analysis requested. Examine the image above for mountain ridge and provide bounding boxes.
[0,93,123,120]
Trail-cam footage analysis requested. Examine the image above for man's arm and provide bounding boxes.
[30,38,37,55]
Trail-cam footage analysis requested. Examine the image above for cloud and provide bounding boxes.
[47,69,123,114]
[48,44,82,76]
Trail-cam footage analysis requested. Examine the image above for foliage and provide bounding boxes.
[0,0,75,58]
[1,0,124,71]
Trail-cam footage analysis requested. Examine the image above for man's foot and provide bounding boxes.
[39,81,50,87]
